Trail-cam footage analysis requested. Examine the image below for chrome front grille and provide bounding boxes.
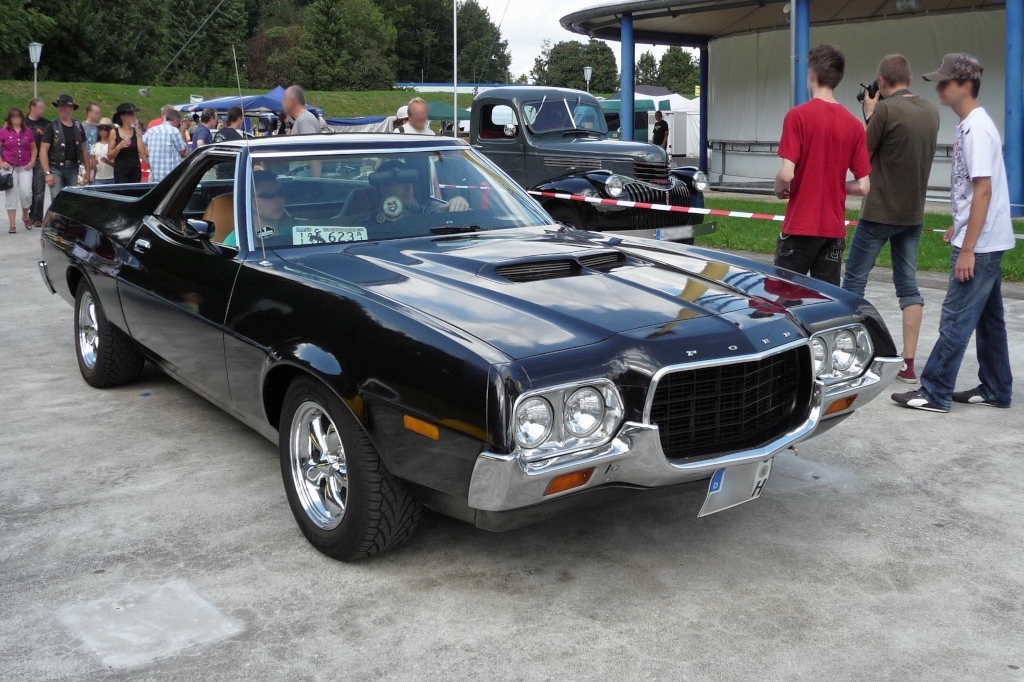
[648,347,810,461]
[632,160,670,184]
[622,181,694,230]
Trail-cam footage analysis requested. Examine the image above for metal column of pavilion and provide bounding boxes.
[1007,0,1023,217]
[620,12,635,141]
[791,0,810,107]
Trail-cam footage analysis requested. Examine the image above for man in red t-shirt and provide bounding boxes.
[773,44,872,285]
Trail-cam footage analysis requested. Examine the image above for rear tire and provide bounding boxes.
[279,377,421,561]
[74,279,145,388]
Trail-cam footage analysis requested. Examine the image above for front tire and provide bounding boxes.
[74,279,145,388]
[279,377,421,561]
[546,203,580,229]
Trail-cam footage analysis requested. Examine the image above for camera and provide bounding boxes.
[857,80,881,103]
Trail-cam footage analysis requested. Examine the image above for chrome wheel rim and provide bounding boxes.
[290,401,348,530]
[77,291,99,369]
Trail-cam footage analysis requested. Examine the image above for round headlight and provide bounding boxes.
[832,330,857,371]
[515,397,553,448]
[605,175,624,197]
[564,387,604,437]
[811,337,828,374]
[693,171,709,192]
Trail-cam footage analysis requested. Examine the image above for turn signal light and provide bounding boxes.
[403,415,440,441]
[824,395,857,416]
[544,468,595,496]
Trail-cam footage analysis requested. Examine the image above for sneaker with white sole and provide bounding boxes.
[891,390,949,412]
[951,387,1009,408]
[896,361,918,383]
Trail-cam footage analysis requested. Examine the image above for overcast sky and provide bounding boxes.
[474,0,669,79]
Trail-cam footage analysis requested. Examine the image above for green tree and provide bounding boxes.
[531,39,617,93]
[161,0,248,87]
[306,0,397,90]
[635,50,659,86]
[0,0,55,78]
[658,46,699,97]
[456,0,511,83]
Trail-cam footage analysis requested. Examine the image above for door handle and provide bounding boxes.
[134,239,151,253]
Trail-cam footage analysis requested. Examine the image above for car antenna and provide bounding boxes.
[232,44,271,268]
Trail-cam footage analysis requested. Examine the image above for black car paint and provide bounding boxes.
[470,87,705,229]
[39,134,895,525]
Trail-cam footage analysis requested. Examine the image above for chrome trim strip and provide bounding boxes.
[249,146,469,159]
[38,260,56,294]
[641,338,810,423]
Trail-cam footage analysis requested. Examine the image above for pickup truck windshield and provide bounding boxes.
[522,97,608,135]
[242,149,551,248]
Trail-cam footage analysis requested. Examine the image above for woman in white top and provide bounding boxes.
[90,118,115,185]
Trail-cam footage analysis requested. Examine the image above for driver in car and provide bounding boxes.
[369,160,469,222]
[223,170,294,247]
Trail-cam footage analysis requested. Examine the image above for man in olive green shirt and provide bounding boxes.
[842,54,940,383]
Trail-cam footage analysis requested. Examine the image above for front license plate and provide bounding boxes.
[698,458,773,517]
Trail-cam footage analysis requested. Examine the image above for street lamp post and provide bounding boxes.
[583,66,593,93]
[28,42,43,100]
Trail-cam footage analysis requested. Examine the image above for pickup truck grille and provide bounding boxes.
[632,160,670,184]
[622,182,694,230]
[648,347,808,461]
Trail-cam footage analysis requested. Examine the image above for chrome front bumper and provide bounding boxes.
[467,356,903,513]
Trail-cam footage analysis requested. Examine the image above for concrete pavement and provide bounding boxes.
[1,224,1022,681]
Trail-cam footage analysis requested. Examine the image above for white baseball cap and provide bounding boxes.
[396,105,409,118]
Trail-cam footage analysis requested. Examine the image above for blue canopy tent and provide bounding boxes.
[177,86,323,116]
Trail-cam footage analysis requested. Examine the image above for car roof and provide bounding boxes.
[474,86,597,102]
[212,133,469,153]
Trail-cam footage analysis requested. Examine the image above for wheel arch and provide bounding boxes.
[261,347,360,433]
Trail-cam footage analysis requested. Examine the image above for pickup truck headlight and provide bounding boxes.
[605,175,625,197]
[693,171,709,192]
[810,325,873,384]
[512,380,624,461]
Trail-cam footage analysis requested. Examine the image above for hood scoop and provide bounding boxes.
[493,251,630,283]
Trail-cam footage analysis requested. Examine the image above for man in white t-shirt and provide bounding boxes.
[893,53,1014,412]
[393,98,435,135]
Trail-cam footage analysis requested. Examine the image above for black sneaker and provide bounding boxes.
[891,390,949,413]
[952,387,1009,408]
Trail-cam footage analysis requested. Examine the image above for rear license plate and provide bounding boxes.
[698,458,773,517]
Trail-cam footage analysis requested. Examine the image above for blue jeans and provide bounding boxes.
[49,165,80,198]
[920,248,1012,409]
[842,220,925,309]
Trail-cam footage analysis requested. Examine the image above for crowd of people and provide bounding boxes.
[0,85,378,233]
[773,47,1014,413]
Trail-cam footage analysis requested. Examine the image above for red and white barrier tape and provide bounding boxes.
[438,186,1023,239]
[527,190,857,227]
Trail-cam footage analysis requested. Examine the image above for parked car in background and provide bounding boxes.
[470,87,708,236]
[39,134,901,561]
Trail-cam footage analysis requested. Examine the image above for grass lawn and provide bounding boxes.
[0,81,476,124]
[699,197,1024,282]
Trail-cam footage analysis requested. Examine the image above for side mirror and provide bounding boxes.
[503,123,517,138]
[184,218,213,239]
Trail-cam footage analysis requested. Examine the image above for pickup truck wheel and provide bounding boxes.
[74,279,145,388]
[280,378,421,561]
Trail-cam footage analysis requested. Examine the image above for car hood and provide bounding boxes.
[276,227,832,361]
[531,136,666,164]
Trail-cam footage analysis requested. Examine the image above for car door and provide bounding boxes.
[473,102,525,182]
[117,151,242,404]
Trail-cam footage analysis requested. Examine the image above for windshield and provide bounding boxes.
[245,149,551,249]
[522,97,608,135]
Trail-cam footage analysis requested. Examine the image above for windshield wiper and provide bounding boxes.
[429,225,483,234]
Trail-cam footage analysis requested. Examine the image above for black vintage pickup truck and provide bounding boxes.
[38,134,901,561]
[470,86,708,234]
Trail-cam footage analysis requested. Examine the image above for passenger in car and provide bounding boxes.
[367,160,469,222]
